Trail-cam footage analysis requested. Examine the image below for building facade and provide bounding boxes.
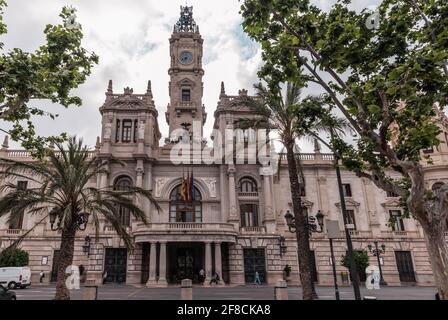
[1,6,447,288]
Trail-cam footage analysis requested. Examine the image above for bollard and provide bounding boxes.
[275,280,288,300]
[83,279,98,300]
[181,279,193,300]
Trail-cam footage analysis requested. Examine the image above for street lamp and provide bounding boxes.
[278,236,287,256]
[82,236,91,256]
[284,208,324,300]
[367,241,387,286]
[48,207,89,231]
[284,209,325,236]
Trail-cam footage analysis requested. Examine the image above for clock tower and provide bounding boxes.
[166,6,207,143]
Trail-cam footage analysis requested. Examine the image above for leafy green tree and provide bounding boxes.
[240,0,448,299]
[0,137,160,300]
[0,1,98,157]
[341,250,369,281]
[235,82,347,300]
[0,247,29,267]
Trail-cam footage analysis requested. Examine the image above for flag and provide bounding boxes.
[187,171,191,203]
[190,169,195,201]
[181,171,187,202]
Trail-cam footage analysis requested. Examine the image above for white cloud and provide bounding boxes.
[0,0,379,150]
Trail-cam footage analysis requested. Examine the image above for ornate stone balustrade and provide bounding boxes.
[237,192,259,198]
[240,226,266,234]
[380,231,422,239]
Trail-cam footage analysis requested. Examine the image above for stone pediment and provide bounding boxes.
[335,198,360,208]
[177,78,196,88]
[381,198,401,208]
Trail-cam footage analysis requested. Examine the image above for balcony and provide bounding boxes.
[134,223,237,234]
[237,192,259,198]
[240,226,266,234]
[133,223,238,244]
[0,229,24,237]
[381,231,421,239]
[340,230,373,238]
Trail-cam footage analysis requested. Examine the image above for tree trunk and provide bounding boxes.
[54,225,77,300]
[285,142,315,300]
[420,220,448,300]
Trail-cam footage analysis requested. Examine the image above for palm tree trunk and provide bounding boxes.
[285,142,315,300]
[54,224,77,300]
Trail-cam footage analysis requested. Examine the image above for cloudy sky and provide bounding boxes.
[1,0,378,150]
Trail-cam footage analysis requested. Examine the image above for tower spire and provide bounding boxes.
[220,81,226,98]
[1,135,9,150]
[147,80,153,96]
[107,80,113,94]
[174,5,198,33]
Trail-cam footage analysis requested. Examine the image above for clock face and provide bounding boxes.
[179,51,193,65]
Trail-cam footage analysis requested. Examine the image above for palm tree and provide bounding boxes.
[235,82,347,300]
[0,137,160,300]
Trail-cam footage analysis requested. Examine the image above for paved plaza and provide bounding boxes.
[13,285,437,300]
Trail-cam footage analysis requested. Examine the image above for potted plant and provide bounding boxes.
[283,265,292,281]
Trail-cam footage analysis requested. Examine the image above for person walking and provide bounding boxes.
[39,271,45,283]
[254,271,261,285]
[199,269,205,284]
[102,270,108,285]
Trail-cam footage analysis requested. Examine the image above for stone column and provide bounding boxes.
[228,165,239,224]
[146,242,157,287]
[158,242,168,286]
[261,166,275,232]
[205,241,212,284]
[214,242,224,285]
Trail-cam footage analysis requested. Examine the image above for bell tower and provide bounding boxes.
[166,6,207,143]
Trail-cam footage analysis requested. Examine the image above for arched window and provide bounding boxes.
[169,185,202,223]
[432,182,445,192]
[239,177,257,193]
[114,176,133,227]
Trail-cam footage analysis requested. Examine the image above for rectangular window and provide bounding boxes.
[9,181,27,229]
[122,120,133,143]
[240,204,259,227]
[134,120,138,143]
[346,209,357,230]
[386,190,398,197]
[182,89,191,102]
[116,120,121,143]
[343,184,352,197]
[390,210,405,232]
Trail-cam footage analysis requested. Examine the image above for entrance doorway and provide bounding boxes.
[243,249,266,284]
[395,251,416,283]
[104,248,127,284]
[167,243,204,284]
[50,250,60,282]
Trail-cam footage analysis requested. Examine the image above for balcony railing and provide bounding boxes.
[340,230,373,238]
[381,231,421,239]
[0,229,23,236]
[240,226,266,234]
[238,192,259,198]
[135,223,237,234]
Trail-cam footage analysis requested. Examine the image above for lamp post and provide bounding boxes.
[368,241,387,286]
[82,236,91,257]
[285,208,324,299]
[326,219,341,300]
[278,236,287,257]
[49,208,89,231]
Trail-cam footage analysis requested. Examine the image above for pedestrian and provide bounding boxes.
[199,269,205,284]
[39,271,45,283]
[435,292,440,300]
[254,271,261,285]
[102,270,108,285]
[209,272,220,286]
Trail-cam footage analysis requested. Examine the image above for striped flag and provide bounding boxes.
[190,170,195,201]
[181,171,187,202]
[187,171,191,203]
